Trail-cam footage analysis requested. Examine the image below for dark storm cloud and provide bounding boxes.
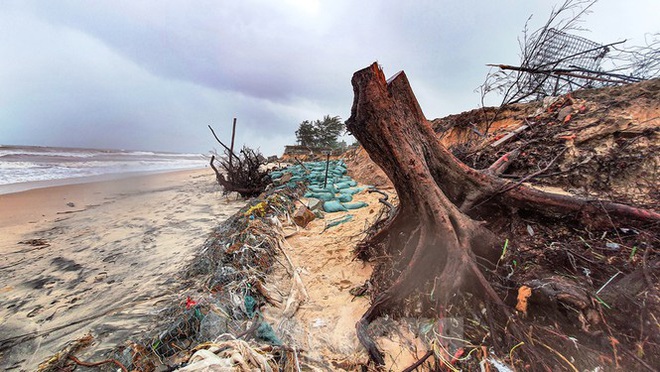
[18,1,344,102]
[1,0,657,155]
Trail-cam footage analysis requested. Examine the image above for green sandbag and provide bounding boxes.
[342,201,368,209]
[337,194,353,202]
[270,171,283,179]
[324,200,348,213]
[305,192,335,201]
[325,214,353,229]
[340,187,364,195]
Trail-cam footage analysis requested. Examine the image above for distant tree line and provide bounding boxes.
[295,115,346,149]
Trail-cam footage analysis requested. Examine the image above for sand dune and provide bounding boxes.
[0,169,245,371]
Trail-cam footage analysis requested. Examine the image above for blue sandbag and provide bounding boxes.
[334,181,352,189]
[324,200,348,213]
[308,186,326,193]
[305,192,335,201]
[342,201,368,209]
[337,194,353,202]
[340,187,364,195]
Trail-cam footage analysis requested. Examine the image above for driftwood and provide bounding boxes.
[208,124,271,198]
[345,63,660,365]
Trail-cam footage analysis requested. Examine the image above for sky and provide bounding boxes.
[1,0,657,156]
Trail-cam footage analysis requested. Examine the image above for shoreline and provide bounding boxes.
[0,168,245,371]
[0,166,208,196]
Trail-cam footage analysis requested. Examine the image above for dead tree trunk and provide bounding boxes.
[345,63,660,365]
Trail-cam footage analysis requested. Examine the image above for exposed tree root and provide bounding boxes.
[345,63,660,366]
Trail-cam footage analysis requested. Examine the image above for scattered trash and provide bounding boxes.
[516,285,532,314]
[324,215,354,230]
[174,339,276,371]
[293,205,315,228]
[311,318,327,328]
[526,225,534,236]
[282,269,309,319]
[605,242,621,251]
[306,197,323,211]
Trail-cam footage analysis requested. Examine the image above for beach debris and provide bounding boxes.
[37,333,129,372]
[490,124,529,148]
[100,187,307,369]
[293,205,315,228]
[17,238,50,247]
[311,318,328,328]
[306,197,323,211]
[516,285,532,314]
[349,280,372,298]
[208,121,272,198]
[324,214,354,231]
[175,340,276,371]
[282,268,309,318]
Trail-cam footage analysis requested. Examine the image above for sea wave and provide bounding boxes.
[0,145,207,186]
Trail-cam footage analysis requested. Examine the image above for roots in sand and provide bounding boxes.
[208,123,272,198]
[345,63,660,366]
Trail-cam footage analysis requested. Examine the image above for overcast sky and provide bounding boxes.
[1,1,657,155]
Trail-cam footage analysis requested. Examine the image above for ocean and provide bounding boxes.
[0,145,208,192]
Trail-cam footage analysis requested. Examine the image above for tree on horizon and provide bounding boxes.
[295,115,344,148]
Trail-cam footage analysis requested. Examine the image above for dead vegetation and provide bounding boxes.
[208,122,272,198]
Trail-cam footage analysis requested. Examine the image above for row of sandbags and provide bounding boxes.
[270,160,368,213]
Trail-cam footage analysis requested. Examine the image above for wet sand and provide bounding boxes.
[0,169,245,371]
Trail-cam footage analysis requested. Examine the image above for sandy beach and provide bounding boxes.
[0,169,245,371]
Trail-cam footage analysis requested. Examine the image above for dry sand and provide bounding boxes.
[0,169,245,371]
[264,187,426,370]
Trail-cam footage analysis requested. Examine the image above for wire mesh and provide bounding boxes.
[524,28,608,97]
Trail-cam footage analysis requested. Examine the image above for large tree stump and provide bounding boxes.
[345,63,660,365]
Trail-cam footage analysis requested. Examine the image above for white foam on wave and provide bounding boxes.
[0,145,208,186]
